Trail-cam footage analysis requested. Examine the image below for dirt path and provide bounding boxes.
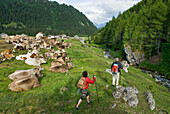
[0,64,10,68]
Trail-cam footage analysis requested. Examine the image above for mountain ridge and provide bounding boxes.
[0,0,97,36]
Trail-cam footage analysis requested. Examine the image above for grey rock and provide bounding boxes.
[125,87,139,94]
[113,86,139,108]
[128,94,138,107]
[145,92,155,110]
[112,87,125,99]
[112,103,116,108]
[124,44,145,65]
[123,87,139,103]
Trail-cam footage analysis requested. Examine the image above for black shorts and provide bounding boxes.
[80,89,89,100]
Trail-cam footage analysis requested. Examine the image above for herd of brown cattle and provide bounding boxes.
[0,32,74,91]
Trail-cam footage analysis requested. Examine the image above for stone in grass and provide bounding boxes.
[59,87,68,94]
[145,92,155,110]
[112,103,116,108]
[128,94,138,107]
[112,87,125,99]
[122,87,139,102]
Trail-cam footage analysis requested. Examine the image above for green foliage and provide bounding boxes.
[140,43,170,79]
[91,0,169,59]
[0,0,97,36]
[139,60,170,79]
[162,43,170,63]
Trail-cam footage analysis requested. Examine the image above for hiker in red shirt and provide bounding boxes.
[75,71,96,110]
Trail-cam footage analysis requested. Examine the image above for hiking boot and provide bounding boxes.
[75,107,80,110]
[88,100,92,104]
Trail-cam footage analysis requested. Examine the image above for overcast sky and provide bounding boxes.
[49,0,142,24]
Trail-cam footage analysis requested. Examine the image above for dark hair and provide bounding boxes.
[82,71,88,77]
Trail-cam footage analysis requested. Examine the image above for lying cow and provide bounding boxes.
[4,54,15,60]
[8,66,44,91]
[1,48,15,55]
[8,75,40,91]
[49,55,73,73]
[51,56,71,66]
[16,50,37,61]
[25,57,46,66]
[16,50,46,66]
[0,49,15,63]
[49,62,74,73]
[8,66,44,80]
[0,54,6,63]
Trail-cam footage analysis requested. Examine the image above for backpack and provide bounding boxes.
[112,63,118,74]
[77,77,86,89]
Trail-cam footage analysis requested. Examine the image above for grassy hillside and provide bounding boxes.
[0,38,169,113]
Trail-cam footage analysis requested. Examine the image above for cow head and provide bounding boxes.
[30,53,37,58]
[66,62,74,69]
[33,66,44,77]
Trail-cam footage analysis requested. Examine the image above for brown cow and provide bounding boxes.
[8,75,40,91]
[8,66,44,80]
[49,62,74,73]
[49,64,69,73]
[1,49,15,61]
[8,66,44,91]
[4,54,15,60]
[1,48,14,55]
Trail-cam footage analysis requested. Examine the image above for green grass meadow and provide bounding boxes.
[0,38,169,113]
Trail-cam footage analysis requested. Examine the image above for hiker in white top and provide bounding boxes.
[111,58,123,86]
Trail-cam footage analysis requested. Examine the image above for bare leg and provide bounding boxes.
[86,95,90,103]
[76,99,82,108]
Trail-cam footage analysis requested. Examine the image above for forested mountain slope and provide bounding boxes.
[0,0,97,36]
[91,0,169,59]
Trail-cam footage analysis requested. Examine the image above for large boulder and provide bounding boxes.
[128,94,138,107]
[112,86,139,108]
[124,44,145,65]
[112,86,125,99]
[122,87,139,107]
[122,87,139,102]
